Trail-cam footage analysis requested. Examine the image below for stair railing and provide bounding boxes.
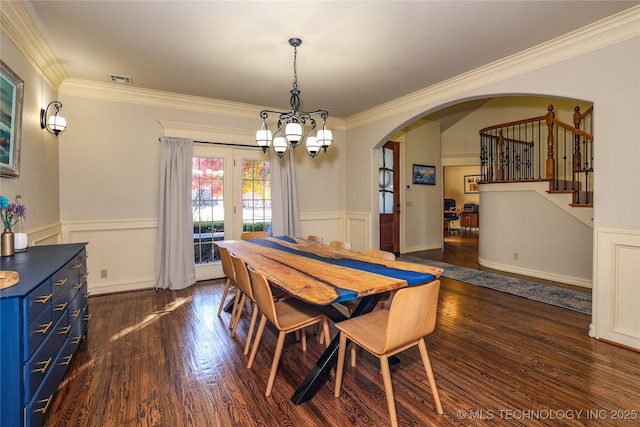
[479,104,594,206]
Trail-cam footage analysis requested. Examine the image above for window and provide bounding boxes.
[242,159,271,233]
[192,156,225,264]
[191,146,271,267]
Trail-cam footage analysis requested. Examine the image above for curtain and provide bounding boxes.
[269,149,301,236]
[156,136,196,290]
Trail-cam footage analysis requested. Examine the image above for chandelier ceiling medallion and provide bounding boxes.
[256,38,332,158]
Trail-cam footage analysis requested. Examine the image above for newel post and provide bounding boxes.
[497,130,505,181]
[545,104,555,181]
[573,106,582,173]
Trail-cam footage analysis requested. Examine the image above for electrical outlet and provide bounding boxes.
[513,252,519,260]
[100,269,108,278]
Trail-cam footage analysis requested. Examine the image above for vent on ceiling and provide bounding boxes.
[110,74,133,85]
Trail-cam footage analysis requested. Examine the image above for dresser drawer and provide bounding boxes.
[68,317,85,354]
[26,307,54,357]
[24,313,70,401]
[68,282,88,320]
[25,342,74,427]
[51,257,80,303]
[25,280,53,327]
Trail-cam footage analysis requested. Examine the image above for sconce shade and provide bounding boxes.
[40,101,67,136]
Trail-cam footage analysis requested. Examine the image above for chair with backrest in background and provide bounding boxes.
[229,253,261,355]
[329,240,352,251]
[444,198,460,234]
[334,280,444,427]
[343,248,397,365]
[307,235,324,243]
[247,266,331,397]
[241,231,268,240]
[217,247,237,320]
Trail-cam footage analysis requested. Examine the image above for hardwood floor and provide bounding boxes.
[44,234,640,426]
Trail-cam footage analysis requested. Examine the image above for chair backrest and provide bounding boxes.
[247,266,280,328]
[241,231,268,240]
[329,240,352,251]
[383,280,440,353]
[363,248,396,261]
[230,253,254,300]
[307,235,324,244]
[444,198,456,211]
[219,246,235,281]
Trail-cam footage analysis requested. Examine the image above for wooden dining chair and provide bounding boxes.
[229,253,260,355]
[247,266,331,397]
[334,280,444,426]
[241,231,268,240]
[307,235,324,243]
[329,240,352,251]
[217,246,237,318]
[344,247,397,365]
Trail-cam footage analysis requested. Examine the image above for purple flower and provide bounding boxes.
[0,196,26,230]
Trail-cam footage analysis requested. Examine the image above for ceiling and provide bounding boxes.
[20,1,638,118]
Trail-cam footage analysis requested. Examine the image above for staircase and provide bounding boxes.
[479,104,594,209]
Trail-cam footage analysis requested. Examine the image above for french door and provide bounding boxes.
[379,141,400,254]
[192,144,270,280]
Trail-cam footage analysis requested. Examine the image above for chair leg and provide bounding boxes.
[230,293,247,338]
[350,343,357,367]
[243,302,259,355]
[217,278,232,317]
[334,332,348,397]
[247,315,267,369]
[418,339,444,415]
[265,331,287,397]
[321,318,331,349]
[229,289,243,330]
[380,354,399,427]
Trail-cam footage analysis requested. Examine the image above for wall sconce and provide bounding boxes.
[40,101,67,135]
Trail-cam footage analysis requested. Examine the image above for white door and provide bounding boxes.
[192,144,270,280]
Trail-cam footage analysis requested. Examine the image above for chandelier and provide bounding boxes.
[256,38,332,158]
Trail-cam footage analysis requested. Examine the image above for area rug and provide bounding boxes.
[400,256,592,315]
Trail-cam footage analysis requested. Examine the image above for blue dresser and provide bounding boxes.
[1,243,89,427]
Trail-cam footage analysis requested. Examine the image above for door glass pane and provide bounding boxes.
[242,159,272,232]
[383,147,393,168]
[384,192,394,214]
[192,157,225,264]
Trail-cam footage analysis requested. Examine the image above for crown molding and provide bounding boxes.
[345,5,640,129]
[0,0,67,89]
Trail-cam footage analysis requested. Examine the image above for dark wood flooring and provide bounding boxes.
[44,233,640,426]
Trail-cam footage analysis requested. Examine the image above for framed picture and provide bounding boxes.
[0,60,24,178]
[412,164,436,185]
[464,174,482,194]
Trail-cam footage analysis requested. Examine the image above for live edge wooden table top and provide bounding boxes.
[215,236,441,305]
[215,236,442,405]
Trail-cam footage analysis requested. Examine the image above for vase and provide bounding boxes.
[1,228,15,257]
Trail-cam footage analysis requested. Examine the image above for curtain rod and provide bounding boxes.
[157,138,260,149]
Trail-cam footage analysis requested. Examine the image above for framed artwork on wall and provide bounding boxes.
[464,174,482,193]
[412,164,435,185]
[0,60,24,178]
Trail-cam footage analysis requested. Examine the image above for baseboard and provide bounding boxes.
[478,257,592,288]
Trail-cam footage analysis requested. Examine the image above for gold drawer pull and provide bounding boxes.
[33,395,53,414]
[32,357,52,374]
[71,336,82,345]
[54,278,68,287]
[36,321,53,335]
[54,302,68,312]
[59,325,72,335]
[35,293,52,304]
[83,272,89,279]
[84,313,92,322]
[71,263,83,269]
[73,282,83,290]
[71,309,81,318]
[62,354,73,365]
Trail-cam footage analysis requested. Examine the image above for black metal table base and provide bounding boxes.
[291,294,383,405]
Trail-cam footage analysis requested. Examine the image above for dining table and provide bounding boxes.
[215,235,442,404]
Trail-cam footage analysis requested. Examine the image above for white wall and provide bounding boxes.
[0,34,61,244]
